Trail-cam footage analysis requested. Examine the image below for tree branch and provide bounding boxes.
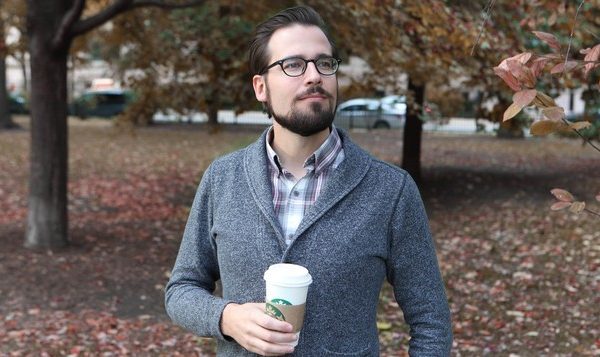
[70,0,135,38]
[51,0,86,51]
[130,0,205,10]
[69,0,205,39]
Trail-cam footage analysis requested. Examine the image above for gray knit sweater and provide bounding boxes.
[165,129,452,356]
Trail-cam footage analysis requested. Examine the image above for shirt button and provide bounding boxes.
[293,191,299,197]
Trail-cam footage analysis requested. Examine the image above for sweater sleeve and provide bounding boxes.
[387,173,453,356]
[164,163,232,340]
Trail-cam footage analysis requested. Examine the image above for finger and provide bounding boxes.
[255,310,294,333]
[248,338,295,356]
[254,327,299,344]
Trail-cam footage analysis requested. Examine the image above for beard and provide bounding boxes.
[265,85,337,137]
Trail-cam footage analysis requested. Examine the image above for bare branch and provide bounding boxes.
[51,0,85,50]
[131,0,205,10]
[70,0,204,38]
[562,0,586,79]
[70,0,134,38]
[470,0,497,56]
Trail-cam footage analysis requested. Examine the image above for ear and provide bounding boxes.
[253,74,267,102]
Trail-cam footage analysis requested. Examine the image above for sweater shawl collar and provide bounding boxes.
[243,128,372,250]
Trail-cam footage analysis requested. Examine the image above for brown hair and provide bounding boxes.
[248,5,337,76]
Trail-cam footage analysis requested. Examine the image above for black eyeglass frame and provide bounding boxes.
[260,57,342,77]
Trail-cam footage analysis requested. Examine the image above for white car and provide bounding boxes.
[334,96,406,129]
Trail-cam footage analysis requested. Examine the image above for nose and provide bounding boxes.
[303,61,322,85]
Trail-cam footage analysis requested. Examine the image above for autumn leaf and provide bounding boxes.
[569,121,592,131]
[550,188,574,202]
[550,61,578,74]
[568,201,585,214]
[503,89,537,121]
[507,60,536,88]
[530,57,551,77]
[550,201,571,211]
[541,106,564,121]
[534,91,557,108]
[493,67,522,92]
[532,31,561,52]
[530,120,561,135]
[581,44,600,78]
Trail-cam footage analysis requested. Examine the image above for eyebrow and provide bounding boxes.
[280,53,333,61]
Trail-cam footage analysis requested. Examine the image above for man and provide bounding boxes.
[165,5,452,356]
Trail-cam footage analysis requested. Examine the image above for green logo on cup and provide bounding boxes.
[266,303,285,321]
[270,298,292,305]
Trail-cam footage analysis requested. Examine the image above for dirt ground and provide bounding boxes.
[1,118,599,355]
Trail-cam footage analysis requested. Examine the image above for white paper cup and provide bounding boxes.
[264,263,312,346]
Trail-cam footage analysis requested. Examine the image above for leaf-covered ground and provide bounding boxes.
[1,117,599,356]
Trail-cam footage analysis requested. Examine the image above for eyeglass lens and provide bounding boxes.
[282,58,338,76]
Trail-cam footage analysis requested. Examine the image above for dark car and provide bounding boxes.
[8,94,28,114]
[71,89,133,119]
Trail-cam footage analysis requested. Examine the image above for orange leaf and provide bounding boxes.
[569,121,592,130]
[550,61,578,74]
[550,188,574,202]
[535,92,557,108]
[530,120,560,135]
[550,201,571,211]
[541,106,565,121]
[532,31,561,52]
[503,102,522,122]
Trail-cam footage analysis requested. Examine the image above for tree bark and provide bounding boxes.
[0,52,16,129]
[402,77,425,185]
[0,22,16,129]
[25,1,71,249]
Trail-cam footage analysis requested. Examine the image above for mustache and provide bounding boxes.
[296,86,333,100]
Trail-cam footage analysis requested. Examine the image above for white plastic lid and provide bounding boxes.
[263,263,313,287]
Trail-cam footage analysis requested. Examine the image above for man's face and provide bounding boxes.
[252,24,338,137]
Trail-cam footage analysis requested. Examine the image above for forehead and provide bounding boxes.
[267,24,332,62]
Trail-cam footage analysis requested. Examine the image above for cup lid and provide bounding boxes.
[263,263,313,287]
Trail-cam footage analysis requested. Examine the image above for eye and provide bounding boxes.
[317,58,335,70]
[283,59,304,70]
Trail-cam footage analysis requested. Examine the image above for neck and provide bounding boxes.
[271,123,330,178]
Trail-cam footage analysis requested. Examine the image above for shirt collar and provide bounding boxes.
[265,125,343,176]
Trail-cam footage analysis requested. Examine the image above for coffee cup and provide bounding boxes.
[263,263,312,346]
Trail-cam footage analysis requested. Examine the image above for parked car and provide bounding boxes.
[8,94,28,114]
[334,97,406,130]
[70,89,133,119]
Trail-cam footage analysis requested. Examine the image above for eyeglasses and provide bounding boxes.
[260,56,341,77]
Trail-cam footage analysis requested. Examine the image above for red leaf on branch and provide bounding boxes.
[550,201,571,211]
[550,61,578,74]
[581,44,600,78]
[550,188,574,202]
[532,31,561,52]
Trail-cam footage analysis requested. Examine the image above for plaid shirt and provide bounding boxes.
[266,127,345,245]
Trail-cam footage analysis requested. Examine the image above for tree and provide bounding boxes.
[0,0,27,129]
[25,0,204,250]
[101,1,259,127]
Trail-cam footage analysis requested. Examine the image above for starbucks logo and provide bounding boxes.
[266,303,285,321]
[270,298,292,305]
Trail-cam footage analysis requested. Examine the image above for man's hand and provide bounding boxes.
[221,302,297,356]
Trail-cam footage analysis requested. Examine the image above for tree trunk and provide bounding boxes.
[402,77,425,185]
[20,52,28,95]
[0,53,16,129]
[25,2,71,249]
[0,24,16,129]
